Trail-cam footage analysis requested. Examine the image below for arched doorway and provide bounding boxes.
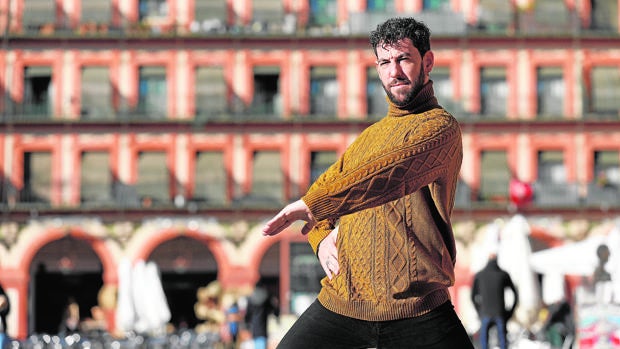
[29,236,103,334]
[147,236,218,329]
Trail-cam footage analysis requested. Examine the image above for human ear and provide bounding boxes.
[423,51,434,74]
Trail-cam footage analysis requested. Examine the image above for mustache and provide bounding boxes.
[388,78,411,87]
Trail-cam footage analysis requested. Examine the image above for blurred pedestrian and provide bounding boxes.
[244,281,278,349]
[542,300,574,348]
[59,297,80,336]
[0,282,10,348]
[593,243,613,303]
[471,253,519,349]
[225,301,241,349]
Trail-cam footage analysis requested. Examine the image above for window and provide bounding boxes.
[81,152,112,204]
[588,150,620,207]
[532,0,572,29]
[253,0,284,23]
[479,151,510,201]
[366,67,388,119]
[194,0,227,24]
[136,152,169,206]
[250,151,282,204]
[195,66,228,120]
[591,0,619,32]
[367,0,395,12]
[21,152,52,204]
[594,151,620,186]
[480,67,508,118]
[251,66,280,119]
[423,0,449,11]
[19,66,53,120]
[310,66,338,118]
[310,151,337,184]
[81,0,112,24]
[290,242,323,315]
[431,66,461,114]
[538,151,565,183]
[194,151,227,204]
[81,67,114,120]
[309,0,337,27]
[537,67,564,118]
[477,0,512,32]
[22,0,56,32]
[139,0,168,20]
[138,66,167,120]
[535,150,579,206]
[590,66,620,117]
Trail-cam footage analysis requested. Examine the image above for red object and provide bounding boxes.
[509,179,533,208]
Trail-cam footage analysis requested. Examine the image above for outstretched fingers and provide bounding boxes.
[261,199,316,236]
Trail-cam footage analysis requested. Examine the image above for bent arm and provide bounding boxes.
[303,114,462,221]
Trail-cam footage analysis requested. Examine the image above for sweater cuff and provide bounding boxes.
[307,225,333,255]
[302,188,337,221]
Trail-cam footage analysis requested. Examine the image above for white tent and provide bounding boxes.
[115,258,136,332]
[115,259,171,335]
[529,220,620,304]
[132,260,171,334]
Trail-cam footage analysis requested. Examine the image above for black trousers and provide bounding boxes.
[277,300,474,349]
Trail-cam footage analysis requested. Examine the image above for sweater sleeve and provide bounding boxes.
[302,112,462,221]
[306,219,337,254]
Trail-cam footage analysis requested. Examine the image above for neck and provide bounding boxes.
[386,81,439,117]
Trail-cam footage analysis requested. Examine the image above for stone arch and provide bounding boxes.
[7,221,119,339]
[131,228,228,270]
[15,226,118,284]
[128,228,231,329]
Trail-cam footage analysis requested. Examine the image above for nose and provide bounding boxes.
[387,61,403,78]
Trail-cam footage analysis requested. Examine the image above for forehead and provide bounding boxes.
[376,38,418,59]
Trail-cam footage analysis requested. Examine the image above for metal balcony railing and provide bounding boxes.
[585,182,620,209]
[532,181,581,207]
[7,4,618,39]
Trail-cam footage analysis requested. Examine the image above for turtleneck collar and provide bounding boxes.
[386,80,440,117]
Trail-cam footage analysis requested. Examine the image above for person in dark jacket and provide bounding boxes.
[0,282,10,348]
[244,281,279,349]
[471,253,519,349]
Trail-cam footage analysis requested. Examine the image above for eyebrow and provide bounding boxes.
[377,52,412,62]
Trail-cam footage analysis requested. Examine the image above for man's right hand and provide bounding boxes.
[318,227,339,280]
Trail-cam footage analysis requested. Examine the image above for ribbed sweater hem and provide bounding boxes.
[316,287,451,321]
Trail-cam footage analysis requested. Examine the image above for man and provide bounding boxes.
[0,282,10,347]
[471,254,518,349]
[262,17,472,348]
[244,281,279,349]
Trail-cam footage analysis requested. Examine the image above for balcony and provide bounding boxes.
[533,181,581,207]
[585,182,620,209]
[348,11,467,36]
[4,1,617,40]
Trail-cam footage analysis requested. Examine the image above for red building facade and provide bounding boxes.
[0,0,619,342]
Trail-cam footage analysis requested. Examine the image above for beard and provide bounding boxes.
[382,66,425,108]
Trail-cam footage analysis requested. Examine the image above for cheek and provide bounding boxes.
[377,69,391,83]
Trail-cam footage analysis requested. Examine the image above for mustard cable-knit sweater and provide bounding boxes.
[302,81,463,321]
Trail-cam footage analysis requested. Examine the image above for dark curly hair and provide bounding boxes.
[369,17,431,58]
